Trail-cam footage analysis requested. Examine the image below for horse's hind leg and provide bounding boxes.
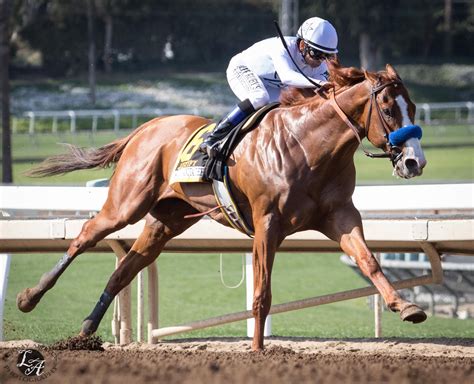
[17,182,156,313]
[321,203,427,323]
[80,199,200,337]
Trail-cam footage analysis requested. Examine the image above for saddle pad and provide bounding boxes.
[169,123,216,185]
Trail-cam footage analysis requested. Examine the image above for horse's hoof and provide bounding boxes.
[400,304,427,323]
[78,330,91,338]
[80,319,96,336]
[251,342,264,352]
[16,288,39,313]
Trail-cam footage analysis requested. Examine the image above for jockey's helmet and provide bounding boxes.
[297,17,338,54]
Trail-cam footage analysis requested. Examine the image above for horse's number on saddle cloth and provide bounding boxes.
[169,123,216,184]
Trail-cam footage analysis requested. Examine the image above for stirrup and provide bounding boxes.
[198,141,218,157]
[204,142,220,158]
[198,142,208,154]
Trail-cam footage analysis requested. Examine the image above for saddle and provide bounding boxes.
[204,102,279,181]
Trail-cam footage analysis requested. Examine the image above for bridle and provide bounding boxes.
[330,80,404,166]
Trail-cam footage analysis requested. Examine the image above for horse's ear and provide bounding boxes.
[364,69,379,84]
[386,64,401,80]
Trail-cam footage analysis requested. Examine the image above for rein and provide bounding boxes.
[329,80,404,165]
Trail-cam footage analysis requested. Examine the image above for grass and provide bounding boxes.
[9,124,474,185]
[354,146,474,183]
[4,252,473,344]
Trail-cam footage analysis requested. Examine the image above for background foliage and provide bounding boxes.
[10,0,474,76]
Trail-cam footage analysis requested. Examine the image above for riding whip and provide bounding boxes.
[273,20,322,89]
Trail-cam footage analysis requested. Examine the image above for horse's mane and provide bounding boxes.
[279,60,371,107]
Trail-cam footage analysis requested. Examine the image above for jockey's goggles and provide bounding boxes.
[307,45,334,60]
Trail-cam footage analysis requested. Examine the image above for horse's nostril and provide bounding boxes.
[404,158,418,172]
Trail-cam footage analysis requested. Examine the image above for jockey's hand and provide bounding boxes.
[315,82,334,99]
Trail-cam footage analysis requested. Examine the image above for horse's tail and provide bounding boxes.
[26,124,149,177]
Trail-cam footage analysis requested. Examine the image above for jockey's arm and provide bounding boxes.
[271,47,327,88]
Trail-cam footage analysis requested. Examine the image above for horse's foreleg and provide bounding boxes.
[80,201,200,337]
[251,214,282,351]
[321,204,426,323]
[17,208,140,313]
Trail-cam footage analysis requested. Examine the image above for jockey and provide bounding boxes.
[200,16,338,157]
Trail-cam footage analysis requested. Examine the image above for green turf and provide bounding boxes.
[10,127,474,184]
[354,146,474,183]
[4,252,473,344]
[11,146,473,186]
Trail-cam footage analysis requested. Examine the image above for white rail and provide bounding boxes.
[415,101,474,125]
[1,183,473,214]
[16,107,203,134]
[11,101,474,134]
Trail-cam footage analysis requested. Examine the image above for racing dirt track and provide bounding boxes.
[1,337,473,383]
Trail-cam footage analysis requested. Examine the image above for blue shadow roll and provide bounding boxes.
[388,125,422,146]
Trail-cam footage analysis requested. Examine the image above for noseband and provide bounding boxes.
[330,80,422,166]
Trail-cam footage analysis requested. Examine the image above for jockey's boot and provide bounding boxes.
[199,99,255,158]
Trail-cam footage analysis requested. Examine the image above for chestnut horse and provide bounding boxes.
[18,62,427,350]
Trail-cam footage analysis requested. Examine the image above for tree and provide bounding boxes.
[87,0,96,105]
[444,0,453,57]
[301,0,474,68]
[0,0,12,183]
[96,0,130,74]
[100,3,113,73]
[280,0,299,35]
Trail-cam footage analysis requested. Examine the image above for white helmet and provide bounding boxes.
[297,17,338,54]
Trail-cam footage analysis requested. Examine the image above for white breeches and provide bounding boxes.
[226,54,280,109]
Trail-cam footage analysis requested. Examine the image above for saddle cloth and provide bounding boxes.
[169,103,278,237]
[169,122,216,184]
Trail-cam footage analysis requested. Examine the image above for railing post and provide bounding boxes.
[106,240,132,345]
[421,103,431,125]
[374,253,382,338]
[0,253,11,341]
[52,116,58,134]
[27,112,35,134]
[467,102,474,125]
[113,110,120,133]
[92,115,98,133]
[455,107,461,121]
[137,271,145,342]
[68,111,76,133]
[147,262,159,344]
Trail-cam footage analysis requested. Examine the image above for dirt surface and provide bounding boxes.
[1,338,473,383]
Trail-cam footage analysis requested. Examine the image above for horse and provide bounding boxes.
[17,61,427,351]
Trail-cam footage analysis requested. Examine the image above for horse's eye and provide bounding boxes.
[383,108,391,116]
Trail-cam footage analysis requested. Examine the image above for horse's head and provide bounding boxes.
[363,65,426,179]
